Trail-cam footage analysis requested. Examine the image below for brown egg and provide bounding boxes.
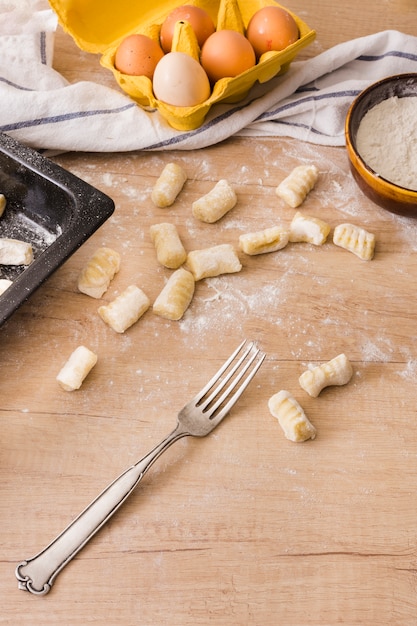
[160,5,216,53]
[200,30,256,84]
[115,34,164,78]
[246,6,299,57]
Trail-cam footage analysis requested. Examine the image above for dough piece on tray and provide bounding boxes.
[268,390,316,443]
[56,345,98,391]
[333,223,375,260]
[0,194,6,217]
[192,179,237,223]
[0,238,33,265]
[289,212,331,246]
[151,162,187,208]
[239,225,289,255]
[77,247,120,298]
[299,353,353,397]
[98,285,150,333]
[187,244,242,281]
[153,267,195,321]
[0,278,12,295]
[150,222,187,269]
[276,164,319,208]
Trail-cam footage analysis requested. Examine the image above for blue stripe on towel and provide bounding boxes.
[359,50,417,63]
[256,90,361,121]
[0,77,35,91]
[40,32,47,65]
[0,103,136,132]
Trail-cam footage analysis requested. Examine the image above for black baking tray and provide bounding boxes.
[0,132,115,326]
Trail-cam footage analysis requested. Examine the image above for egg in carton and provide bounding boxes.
[48,0,316,130]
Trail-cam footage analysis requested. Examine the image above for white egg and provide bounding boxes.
[153,52,211,107]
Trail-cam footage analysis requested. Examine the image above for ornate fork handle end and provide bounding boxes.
[16,561,51,596]
[15,425,186,596]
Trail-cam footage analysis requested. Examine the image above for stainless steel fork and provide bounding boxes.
[16,340,265,595]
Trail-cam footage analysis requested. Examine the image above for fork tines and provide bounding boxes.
[196,340,266,420]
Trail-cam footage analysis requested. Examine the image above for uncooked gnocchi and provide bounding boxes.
[187,244,242,281]
[192,179,237,223]
[299,353,353,397]
[268,390,316,442]
[150,222,187,269]
[153,267,195,321]
[0,193,6,217]
[0,278,12,295]
[333,223,375,260]
[0,238,33,265]
[151,162,187,208]
[98,285,150,333]
[56,345,98,391]
[276,164,319,208]
[77,247,121,299]
[239,225,289,255]
[289,212,331,246]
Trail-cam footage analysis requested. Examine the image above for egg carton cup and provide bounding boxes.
[49,0,316,130]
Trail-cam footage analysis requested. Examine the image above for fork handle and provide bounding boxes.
[16,424,187,595]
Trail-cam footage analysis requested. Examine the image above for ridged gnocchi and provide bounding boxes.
[333,223,375,260]
[187,244,242,281]
[153,267,195,321]
[276,164,319,208]
[150,222,187,269]
[151,162,187,208]
[289,212,331,246]
[239,225,289,255]
[192,179,237,223]
[299,353,353,397]
[77,247,121,299]
[98,285,150,333]
[268,390,316,442]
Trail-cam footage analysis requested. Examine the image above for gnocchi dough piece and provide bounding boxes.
[0,193,6,217]
[77,247,121,298]
[98,285,150,333]
[151,162,187,208]
[276,164,319,208]
[239,225,289,255]
[153,267,195,321]
[289,212,331,245]
[192,179,237,223]
[0,238,33,265]
[299,353,353,398]
[187,244,242,281]
[150,222,187,269]
[333,223,375,260]
[0,278,12,295]
[56,345,98,391]
[268,390,316,443]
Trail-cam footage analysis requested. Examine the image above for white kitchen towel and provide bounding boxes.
[1,2,417,152]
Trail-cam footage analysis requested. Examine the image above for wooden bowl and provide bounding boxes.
[345,74,417,217]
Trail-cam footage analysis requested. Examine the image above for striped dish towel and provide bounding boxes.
[1,3,417,152]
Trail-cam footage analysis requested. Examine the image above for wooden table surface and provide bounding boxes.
[2,2,417,625]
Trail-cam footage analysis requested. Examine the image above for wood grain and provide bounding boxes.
[1,2,417,625]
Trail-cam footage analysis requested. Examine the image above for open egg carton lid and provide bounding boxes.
[48,0,316,130]
[0,132,115,327]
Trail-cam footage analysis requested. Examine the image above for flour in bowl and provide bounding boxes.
[356,96,417,191]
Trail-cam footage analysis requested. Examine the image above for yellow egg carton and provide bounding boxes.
[48,0,316,131]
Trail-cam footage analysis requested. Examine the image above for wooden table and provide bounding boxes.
[2,2,417,624]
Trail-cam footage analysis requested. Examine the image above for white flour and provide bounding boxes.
[356,96,417,190]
